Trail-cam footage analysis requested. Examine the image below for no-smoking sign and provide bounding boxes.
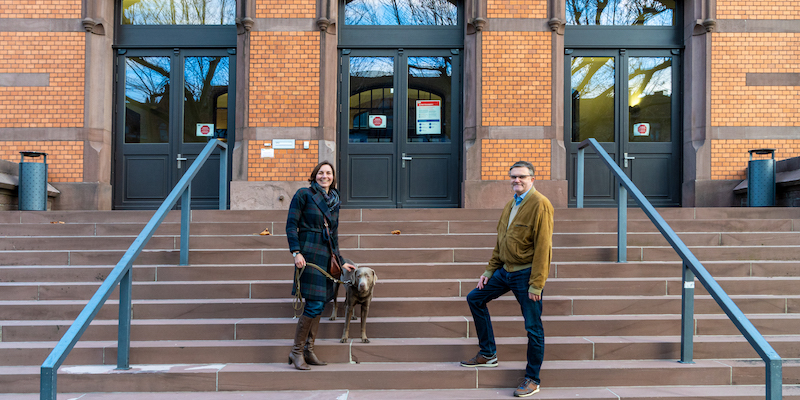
[196,123,214,137]
[368,115,387,129]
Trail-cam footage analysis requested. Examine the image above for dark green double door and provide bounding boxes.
[339,49,461,208]
[566,49,681,207]
[113,48,235,209]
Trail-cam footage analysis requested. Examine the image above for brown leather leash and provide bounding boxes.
[293,262,352,318]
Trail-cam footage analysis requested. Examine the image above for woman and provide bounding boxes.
[285,161,355,370]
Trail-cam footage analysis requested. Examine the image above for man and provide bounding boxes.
[460,161,554,398]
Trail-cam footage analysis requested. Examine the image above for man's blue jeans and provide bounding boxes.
[466,267,544,384]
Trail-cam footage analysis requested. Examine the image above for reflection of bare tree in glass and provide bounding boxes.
[184,57,229,142]
[125,57,171,143]
[122,0,235,25]
[566,0,673,26]
[345,0,457,25]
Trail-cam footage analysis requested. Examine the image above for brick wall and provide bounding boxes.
[0,141,84,182]
[249,32,320,127]
[711,33,800,127]
[711,140,800,180]
[255,0,315,18]
[481,139,550,180]
[482,31,551,127]
[0,32,85,128]
[487,0,547,19]
[718,0,799,19]
[0,0,80,18]
[248,140,319,181]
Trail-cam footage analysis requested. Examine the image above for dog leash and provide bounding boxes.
[293,262,353,318]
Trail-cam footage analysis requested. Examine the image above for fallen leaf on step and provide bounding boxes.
[50,221,65,224]
[391,230,401,235]
[259,228,271,235]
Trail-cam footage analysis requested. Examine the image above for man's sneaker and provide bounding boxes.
[513,377,540,397]
[459,352,498,367]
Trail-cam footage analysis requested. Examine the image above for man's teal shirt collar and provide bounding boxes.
[514,187,533,206]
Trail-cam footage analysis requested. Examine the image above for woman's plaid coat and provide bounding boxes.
[286,186,343,302]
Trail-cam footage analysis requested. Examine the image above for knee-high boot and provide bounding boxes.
[288,315,313,370]
[304,315,327,365]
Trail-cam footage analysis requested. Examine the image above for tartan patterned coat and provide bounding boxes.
[286,186,343,302]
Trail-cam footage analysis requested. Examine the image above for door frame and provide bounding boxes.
[112,47,236,210]
[564,48,682,207]
[338,48,462,208]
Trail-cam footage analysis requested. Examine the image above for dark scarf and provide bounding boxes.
[311,181,340,212]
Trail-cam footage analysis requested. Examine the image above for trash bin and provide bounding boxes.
[747,148,775,207]
[18,151,48,211]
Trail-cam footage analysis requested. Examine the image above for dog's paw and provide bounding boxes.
[329,315,337,321]
[361,338,370,343]
[340,338,348,343]
[350,315,357,320]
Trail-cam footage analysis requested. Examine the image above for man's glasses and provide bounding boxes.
[509,175,531,180]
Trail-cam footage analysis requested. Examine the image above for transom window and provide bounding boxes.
[121,0,235,25]
[566,0,675,26]
[345,0,457,25]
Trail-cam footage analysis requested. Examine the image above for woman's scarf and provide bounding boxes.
[311,181,340,212]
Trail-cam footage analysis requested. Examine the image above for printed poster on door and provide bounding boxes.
[416,100,441,135]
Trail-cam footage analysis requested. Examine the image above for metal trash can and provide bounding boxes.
[18,151,48,211]
[747,148,776,207]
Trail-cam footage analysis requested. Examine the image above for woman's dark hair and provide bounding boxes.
[308,161,336,189]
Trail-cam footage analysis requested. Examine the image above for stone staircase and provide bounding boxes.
[0,208,799,399]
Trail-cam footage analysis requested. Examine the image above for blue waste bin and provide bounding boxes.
[18,151,48,211]
[747,148,775,207]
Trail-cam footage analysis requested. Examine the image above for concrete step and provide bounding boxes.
[4,313,800,343]
[3,276,800,301]
[5,386,800,400]
[1,294,797,321]
[3,359,799,393]
[3,335,800,366]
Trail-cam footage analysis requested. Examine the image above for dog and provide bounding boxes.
[329,259,377,343]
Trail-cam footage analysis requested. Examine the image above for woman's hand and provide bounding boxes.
[342,262,356,272]
[294,253,306,269]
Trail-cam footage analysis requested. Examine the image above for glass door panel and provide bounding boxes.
[124,56,170,143]
[406,56,451,143]
[349,57,394,143]
[183,55,230,143]
[571,56,615,143]
[628,56,671,143]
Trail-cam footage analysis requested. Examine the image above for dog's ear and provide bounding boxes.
[371,269,377,283]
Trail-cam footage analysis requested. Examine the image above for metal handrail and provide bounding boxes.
[577,138,782,400]
[40,139,228,400]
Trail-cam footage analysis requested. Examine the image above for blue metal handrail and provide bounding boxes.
[40,139,228,400]
[577,138,782,400]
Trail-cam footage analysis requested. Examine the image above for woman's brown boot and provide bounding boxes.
[288,315,313,370]
[304,316,327,365]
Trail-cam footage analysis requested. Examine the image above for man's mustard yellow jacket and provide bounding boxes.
[483,189,554,295]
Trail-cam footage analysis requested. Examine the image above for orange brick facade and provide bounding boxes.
[487,0,547,19]
[717,0,799,19]
[0,141,83,182]
[481,31,551,127]
[0,0,80,18]
[711,140,800,180]
[249,32,320,127]
[255,0,315,18]
[481,139,551,181]
[247,140,320,181]
[0,32,85,128]
[711,33,800,127]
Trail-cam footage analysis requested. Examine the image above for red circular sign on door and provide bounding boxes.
[637,125,647,134]
[201,125,211,135]
[372,116,383,126]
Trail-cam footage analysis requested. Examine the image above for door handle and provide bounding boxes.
[624,152,636,168]
[401,153,412,168]
[177,154,188,169]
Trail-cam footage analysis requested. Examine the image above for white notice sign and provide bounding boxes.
[368,115,387,129]
[416,100,441,135]
[196,123,214,137]
[633,123,650,137]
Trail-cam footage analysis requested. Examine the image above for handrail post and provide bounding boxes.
[117,268,132,370]
[767,358,782,399]
[219,143,228,210]
[180,184,191,266]
[617,183,627,262]
[577,147,585,208]
[680,261,695,364]
[40,366,55,400]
